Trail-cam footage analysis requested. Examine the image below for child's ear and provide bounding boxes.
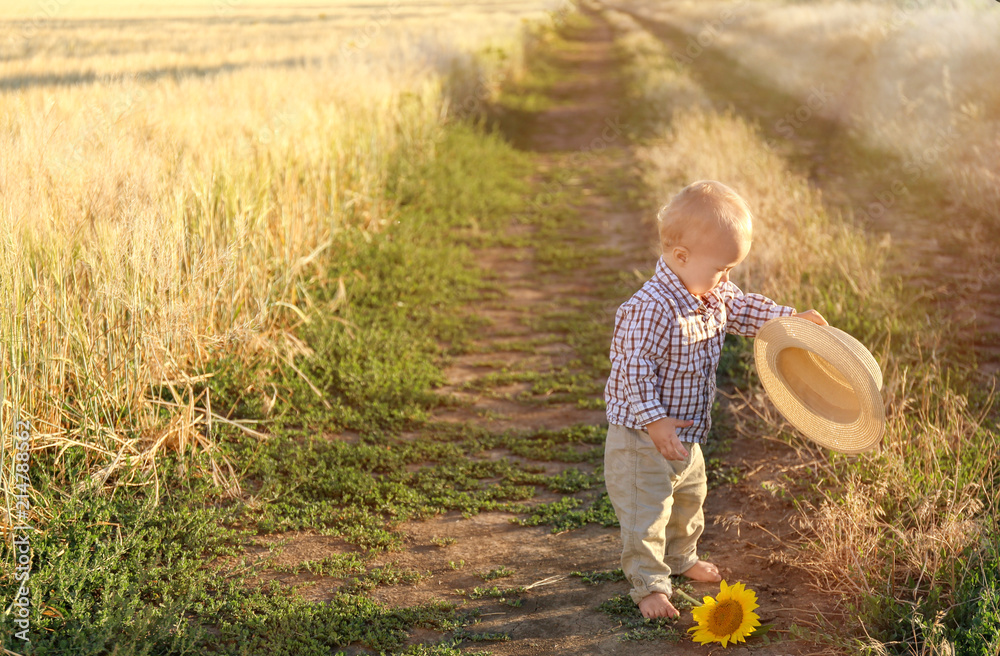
[672,246,688,264]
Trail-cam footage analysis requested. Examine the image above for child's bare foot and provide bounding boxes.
[681,560,722,583]
[638,592,679,619]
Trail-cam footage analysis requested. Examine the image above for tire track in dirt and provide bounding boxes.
[365,12,845,656]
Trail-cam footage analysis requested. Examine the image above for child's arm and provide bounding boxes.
[721,284,827,336]
[723,288,793,336]
[616,301,672,428]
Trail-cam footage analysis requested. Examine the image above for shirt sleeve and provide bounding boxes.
[721,282,795,337]
[617,300,673,426]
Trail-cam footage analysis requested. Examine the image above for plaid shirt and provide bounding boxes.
[605,257,794,443]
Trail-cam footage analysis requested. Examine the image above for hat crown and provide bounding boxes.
[825,325,883,390]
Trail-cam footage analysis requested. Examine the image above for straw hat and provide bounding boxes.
[753,316,885,454]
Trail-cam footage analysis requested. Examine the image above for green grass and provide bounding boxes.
[951,527,1000,655]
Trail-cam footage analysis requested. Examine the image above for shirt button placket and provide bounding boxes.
[702,332,711,440]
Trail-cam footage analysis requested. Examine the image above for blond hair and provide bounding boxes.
[656,180,753,250]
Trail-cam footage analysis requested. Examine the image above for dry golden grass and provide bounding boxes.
[636,108,889,304]
[602,10,711,118]
[0,1,549,529]
[620,0,1000,225]
[605,9,887,304]
[605,7,999,649]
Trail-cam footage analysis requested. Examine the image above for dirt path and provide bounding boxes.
[357,14,845,655]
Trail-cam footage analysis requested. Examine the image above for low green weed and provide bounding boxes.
[476,566,515,582]
[516,492,618,534]
[572,569,626,585]
[454,630,511,643]
[598,593,681,642]
[274,552,369,578]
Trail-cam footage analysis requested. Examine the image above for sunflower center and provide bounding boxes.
[707,600,744,636]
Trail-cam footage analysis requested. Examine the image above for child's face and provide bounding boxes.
[671,226,750,297]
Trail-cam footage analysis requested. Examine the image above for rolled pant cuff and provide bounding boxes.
[628,581,673,605]
[667,552,700,578]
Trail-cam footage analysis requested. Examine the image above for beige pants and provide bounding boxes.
[604,424,707,604]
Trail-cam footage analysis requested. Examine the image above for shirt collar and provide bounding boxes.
[653,256,701,313]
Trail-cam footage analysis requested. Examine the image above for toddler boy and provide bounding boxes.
[603,180,827,619]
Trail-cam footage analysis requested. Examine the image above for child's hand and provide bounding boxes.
[646,417,695,461]
[794,309,829,326]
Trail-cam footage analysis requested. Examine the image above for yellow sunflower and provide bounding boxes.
[687,580,761,647]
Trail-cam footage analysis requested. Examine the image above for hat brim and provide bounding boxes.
[754,316,885,454]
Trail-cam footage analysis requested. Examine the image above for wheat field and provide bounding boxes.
[0,0,559,524]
